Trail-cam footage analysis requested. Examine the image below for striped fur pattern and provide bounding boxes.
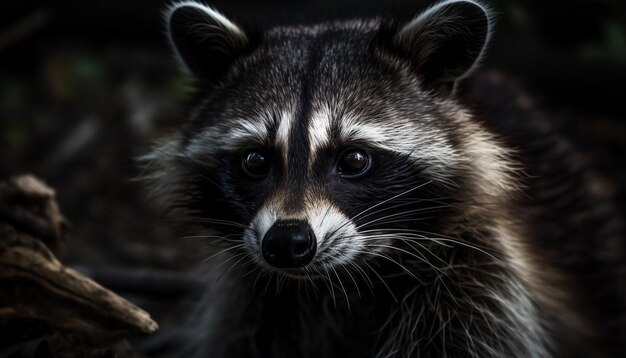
[140,1,625,357]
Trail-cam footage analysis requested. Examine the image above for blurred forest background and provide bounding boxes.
[1,0,625,353]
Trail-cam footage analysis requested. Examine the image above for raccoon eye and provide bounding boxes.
[338,149,371,177]
[242,150,270,178]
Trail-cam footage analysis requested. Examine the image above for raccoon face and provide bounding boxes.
[162,1,491,277]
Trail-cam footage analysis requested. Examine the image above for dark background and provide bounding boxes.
[1,0,625,351]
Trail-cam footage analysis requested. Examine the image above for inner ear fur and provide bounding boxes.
[388,0,492,94]
[165,1,250,82]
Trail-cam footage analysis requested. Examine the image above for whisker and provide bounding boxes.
[353,249,423,285]
[326,181,434,238]
[322,265,337,306]
[202,243,246,263]
[342,265,362,299]
[363,261,398,302]
[348,261,375,292]
[351,199,455,227]
[356,206,450,229]
[331,266,351,309]
[218,254,251,281]
[355,229,499,261]
[241,264,263,279]
[365,243,444,276]
[190,216,250,230]
[213,251,248,281]
[351,180,433,222]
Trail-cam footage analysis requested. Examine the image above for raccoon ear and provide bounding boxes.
[391,0,491,93]
[165,1,249,81]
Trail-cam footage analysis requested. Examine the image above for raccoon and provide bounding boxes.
[141,1,625,357]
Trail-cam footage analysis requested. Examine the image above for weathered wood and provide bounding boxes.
[0,175,159,357]
[0,233,159,334]
[0,174,68,254]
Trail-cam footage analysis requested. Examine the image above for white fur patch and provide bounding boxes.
[243,205,277,265]
[184,109,294,162]
[306,109,460,181]
[453,110,519,196]
[184,117,268,160]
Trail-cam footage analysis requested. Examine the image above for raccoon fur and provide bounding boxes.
[140,1,626,357]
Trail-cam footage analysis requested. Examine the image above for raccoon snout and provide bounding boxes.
[261,220,317,268]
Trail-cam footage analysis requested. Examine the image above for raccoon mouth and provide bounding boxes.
[274,267,323,280]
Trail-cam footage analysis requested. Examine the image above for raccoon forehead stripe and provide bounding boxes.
[308,106,333,158]
[275,110,294,166]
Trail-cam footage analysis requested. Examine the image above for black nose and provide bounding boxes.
[261,220,317,268]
